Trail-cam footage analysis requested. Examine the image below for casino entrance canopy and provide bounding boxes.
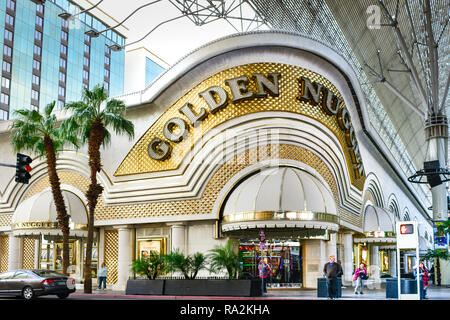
[11,189,88,238]
[221,166,339,237]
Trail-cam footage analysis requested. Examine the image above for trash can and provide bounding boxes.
[385,278,423,299]
[317,277,342,297]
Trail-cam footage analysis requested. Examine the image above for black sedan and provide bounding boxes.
[0,269,76,299]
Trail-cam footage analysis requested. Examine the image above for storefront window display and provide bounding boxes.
[39,233,98,278]
[379,250,390,274]
[239,240,302,288]
[136,237,166,259]
[83,235,99,278]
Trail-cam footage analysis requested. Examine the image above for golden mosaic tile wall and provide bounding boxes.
[0,143,362,230]
[0,235,9,273]
[22,238,35,269]
[115,62,365,190]
[0,214,12,229]
[104,230,118,284]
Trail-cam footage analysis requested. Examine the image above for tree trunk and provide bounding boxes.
[43,136,70,275]
[436,257,441,286]
[83,119,105,293]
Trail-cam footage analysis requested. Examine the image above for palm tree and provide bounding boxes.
[64,84,134,293]
[165,250,207,279]
[423,249,449,286]
[208,239,243,279]
[9,102,79,275]
[131,251,167,280]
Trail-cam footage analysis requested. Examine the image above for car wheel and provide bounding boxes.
[57,293,69,299]
[22,286,35,300]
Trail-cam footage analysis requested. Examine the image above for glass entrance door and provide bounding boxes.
[239,239,303,288]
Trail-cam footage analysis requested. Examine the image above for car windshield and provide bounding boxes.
[32,270,66,278]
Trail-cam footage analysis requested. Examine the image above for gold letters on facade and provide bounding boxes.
[115,63,365,187]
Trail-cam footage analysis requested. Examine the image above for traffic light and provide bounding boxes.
[15,153,32,184]
[399,224,414,235]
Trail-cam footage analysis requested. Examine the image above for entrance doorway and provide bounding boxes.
[239,239,303,288]
[38,234,98,281]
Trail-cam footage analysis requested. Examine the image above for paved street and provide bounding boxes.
[7,284,444,301]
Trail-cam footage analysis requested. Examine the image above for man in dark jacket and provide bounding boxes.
[323,255,342,299]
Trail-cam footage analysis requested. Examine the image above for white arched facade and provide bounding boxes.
[0,31,434,289]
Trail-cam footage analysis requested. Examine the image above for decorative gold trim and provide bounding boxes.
[222,210,339,224]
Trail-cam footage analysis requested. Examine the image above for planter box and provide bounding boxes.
[125,279,165,295]
[164,279,262,297]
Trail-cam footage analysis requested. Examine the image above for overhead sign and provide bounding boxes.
[145,72,364,179]
[114,62,366,189]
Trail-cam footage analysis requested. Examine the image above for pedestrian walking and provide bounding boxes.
[337,260,345,288]
[323,255,342,299]
[258,259,270,293]
[353,262,367,294]
[415,260,430,299]
[98,262,108,290]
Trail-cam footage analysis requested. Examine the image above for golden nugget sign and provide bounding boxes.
[147,72,364,179]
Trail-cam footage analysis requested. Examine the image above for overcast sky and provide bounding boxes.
[98,0,266,65]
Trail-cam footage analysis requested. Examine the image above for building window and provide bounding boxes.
[61,30,68,41]
[57,99,65,109]
[61,19,68,29]
[0,109,8,120]
[4,29,13,41]
[58,86,65,97]
[32,74,40,86]
[83,70,89,81]
[1,77,10,89]
[2,61,11,73]
[34,44,41,56]
[104,81,109,92]
[5,14,14,26]
[84,44,90,54]
[6,0,15,11]
[35,30,42,41]
[59,72,66,83]
[1,93,9,105]
[35,16,43,27]
[104,69,109,78]
[60,45,67,55]
[33,59,40,71]
[83,56,89,68]
[105,56,110,65]
[31,89,39,101]
[84,34,90,43]
[3,45,12,57]
[59,58,66,69]
[36,4,44,14]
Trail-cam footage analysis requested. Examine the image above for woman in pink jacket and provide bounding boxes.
[353,263,367,294]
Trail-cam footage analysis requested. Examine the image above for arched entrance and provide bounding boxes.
[220,166,339,288]
[11,189,89,281]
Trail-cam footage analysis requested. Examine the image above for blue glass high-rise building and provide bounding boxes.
[0,0,126,120]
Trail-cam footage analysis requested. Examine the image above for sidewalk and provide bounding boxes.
[71,285,450,300]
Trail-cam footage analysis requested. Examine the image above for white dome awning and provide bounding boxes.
[221,166,339,233]
[12,189,88,238]
[363,205,395,233]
